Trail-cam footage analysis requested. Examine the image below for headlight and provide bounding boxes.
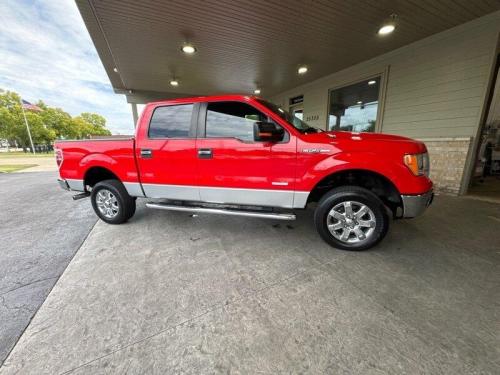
[404,152,430,176]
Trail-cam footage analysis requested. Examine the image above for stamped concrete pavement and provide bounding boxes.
[1,195,499,374]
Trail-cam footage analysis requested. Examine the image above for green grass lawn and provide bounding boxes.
[0,152,54,158]
[0,164,38,173]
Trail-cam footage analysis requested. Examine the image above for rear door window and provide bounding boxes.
[149,104,194,138]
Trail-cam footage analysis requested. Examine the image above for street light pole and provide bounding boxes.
[19,99,35,154]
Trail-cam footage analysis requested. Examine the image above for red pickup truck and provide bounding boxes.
[56,95,433,250]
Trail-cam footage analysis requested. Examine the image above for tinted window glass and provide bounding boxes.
[206,102,267,141]
[256,100,321,134]
[149,104,193,138]
[328,77,381,132]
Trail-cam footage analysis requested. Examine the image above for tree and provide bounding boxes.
[0,107,18,144]
[24,111,56,144]
[0,88,112,147]
[77,112,111,137]
[0,90,30,147]
[71,114,111,139]
[71,116,92,139]
[0,90,22,142]
[366,120,376,132]
[40,106,76,139]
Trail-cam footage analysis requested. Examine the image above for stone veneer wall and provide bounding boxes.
[419,137,473,195]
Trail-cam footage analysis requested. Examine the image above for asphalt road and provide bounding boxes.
[0,172,96,365]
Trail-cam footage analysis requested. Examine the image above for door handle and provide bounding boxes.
[198,148,213,159]
[140,149,152,158]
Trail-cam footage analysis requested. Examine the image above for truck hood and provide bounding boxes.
[310,131,413,142]
[302,131,427,154]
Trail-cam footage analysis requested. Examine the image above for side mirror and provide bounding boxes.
[253,121,284,142]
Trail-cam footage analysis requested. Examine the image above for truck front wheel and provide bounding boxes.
[91,179,136,224]
[314,186,389,251]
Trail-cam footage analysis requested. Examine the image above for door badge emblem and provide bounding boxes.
[301,148,330,154]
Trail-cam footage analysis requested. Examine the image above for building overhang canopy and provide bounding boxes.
[76,0,500,103]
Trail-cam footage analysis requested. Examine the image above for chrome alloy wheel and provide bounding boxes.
[327,201,376,244]
[96,189,119,219]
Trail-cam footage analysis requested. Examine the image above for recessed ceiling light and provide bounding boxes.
[368,80,376,85]
[254,89,261,94]
[378,14,397,35]
[357,101,363,104]
[181,44,196,54]
[298,66,308,74]
[378,24,395,35]
[170,80,179,86]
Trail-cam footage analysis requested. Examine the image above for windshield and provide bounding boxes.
[257,99,322,134]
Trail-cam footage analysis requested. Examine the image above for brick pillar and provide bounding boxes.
[419,137,473,195]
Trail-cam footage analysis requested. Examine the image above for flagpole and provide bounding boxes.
[19,98,36,155]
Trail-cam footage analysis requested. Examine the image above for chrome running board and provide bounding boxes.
[146,203,296,221]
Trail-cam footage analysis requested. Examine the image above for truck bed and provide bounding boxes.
[55,138,139,186]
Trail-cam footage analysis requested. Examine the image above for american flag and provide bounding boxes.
[21,99,42,112]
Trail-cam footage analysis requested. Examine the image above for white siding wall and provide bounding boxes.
[270,11,500,139]
[486,64,500,125]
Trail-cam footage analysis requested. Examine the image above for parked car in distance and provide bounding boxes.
[55,95,433,250]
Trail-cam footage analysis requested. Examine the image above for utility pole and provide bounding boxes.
[19,98,35,154]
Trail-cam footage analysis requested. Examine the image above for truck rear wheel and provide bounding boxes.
[91,179,136,224]
[314,186,389,251]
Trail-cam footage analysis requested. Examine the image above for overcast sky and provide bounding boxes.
[0,0,135,135]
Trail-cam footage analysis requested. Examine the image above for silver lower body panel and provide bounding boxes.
[57,178,84,192]
[142,183,309,209]
[199,186,295,208]
[57,179,70,191]
[123,182,145,197]
[142,183,199,201]
[58,180,310,209]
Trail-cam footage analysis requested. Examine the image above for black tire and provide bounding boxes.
[91,179,136,224]
[314,186,389,251]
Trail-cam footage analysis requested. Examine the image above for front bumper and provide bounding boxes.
[401,190,434,218]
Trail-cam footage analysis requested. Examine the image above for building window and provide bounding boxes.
[328,77,381,132]
[149,104,193,138]
[205,101,267,141]
[292,108,303,120]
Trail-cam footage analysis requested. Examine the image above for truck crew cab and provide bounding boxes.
[56,95,433,251]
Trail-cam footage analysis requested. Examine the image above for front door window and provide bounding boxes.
[205,101,267,141]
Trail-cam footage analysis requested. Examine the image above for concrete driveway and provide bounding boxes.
[1,193,499,374]
[0,172,96,365]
